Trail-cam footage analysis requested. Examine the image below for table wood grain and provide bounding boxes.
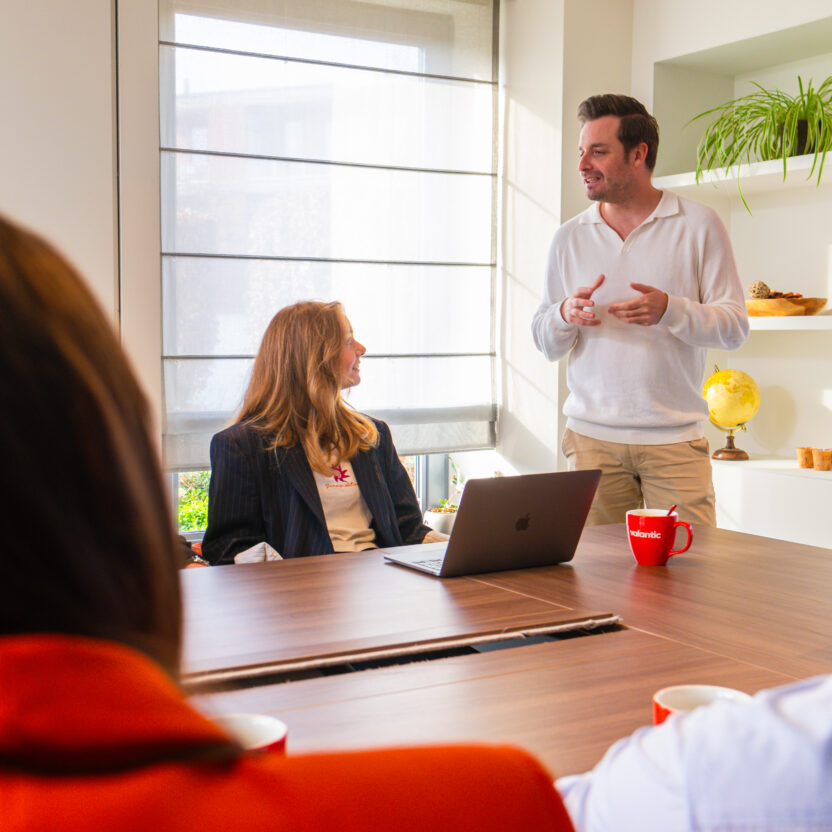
[473,524,832,677]
[193,627,794,776]
[181,551,614,685]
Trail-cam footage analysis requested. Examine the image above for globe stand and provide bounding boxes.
[711,424,749,461]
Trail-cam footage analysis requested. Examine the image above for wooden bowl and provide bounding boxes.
[746,297,827,316]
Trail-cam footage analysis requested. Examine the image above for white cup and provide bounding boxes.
[652,684,752,725]
[211,713,288,753]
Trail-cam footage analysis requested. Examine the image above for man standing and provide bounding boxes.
[531,94,748,526]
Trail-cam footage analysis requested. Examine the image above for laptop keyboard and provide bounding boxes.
[413,558,444,572]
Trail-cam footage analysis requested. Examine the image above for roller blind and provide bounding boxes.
[159,0,497,470]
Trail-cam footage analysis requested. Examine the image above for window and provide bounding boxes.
[159,0,497,473]
[176,470,210,531]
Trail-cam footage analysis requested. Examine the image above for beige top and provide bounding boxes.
[313,460,376,552]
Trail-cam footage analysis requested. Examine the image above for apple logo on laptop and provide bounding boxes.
[515,514,531,532]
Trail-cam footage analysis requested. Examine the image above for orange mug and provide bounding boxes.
[211,713,288,754]
[626,509,692,565]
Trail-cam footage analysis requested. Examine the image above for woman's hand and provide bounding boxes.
[423,530,450,543]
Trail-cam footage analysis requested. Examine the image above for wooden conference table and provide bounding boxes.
[194,628,794,776]
[473,523,832,679]
[181,549,617,687]
[186,524,832,775]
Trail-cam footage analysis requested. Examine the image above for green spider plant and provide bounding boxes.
[687,76,832,212]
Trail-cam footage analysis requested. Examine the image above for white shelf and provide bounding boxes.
[749,314,832,331]
[655,161,832,330]
[654,22,832,550]
[654,154,829,201]
[712,457,832,480]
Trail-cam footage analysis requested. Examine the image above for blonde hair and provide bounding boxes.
[237,301,378,474]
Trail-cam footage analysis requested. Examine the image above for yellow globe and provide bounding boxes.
[702,368,761,429]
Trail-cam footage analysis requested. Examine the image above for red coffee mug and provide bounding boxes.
[626,509,692,565]
[211,713,288,754]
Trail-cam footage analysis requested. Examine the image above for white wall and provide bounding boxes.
[0,0,118,318]
[117,0,163,437]
[560,1,634,222]
[497,0,566,474]
[0,1,164,441]
[631,0,832,104]
[496,0,633,474]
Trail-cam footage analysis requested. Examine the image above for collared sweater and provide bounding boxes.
[532,192,748,445]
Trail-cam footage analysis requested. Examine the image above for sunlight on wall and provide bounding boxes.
[502,98,561,289]
[504,98,560,212]
[504,271,551,372]
[826,243,832,300]
[502,184,559,295]
[500,93,563,472]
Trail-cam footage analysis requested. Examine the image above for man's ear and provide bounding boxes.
[630,141,649,168]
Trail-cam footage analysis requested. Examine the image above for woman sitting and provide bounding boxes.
[203,300,437,565]
[0,214,572,831]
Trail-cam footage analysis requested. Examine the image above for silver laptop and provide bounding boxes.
[381,469,601,578]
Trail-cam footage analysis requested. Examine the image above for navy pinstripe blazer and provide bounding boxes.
[202,418,431,565]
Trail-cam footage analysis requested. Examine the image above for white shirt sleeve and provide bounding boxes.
[233,541,282,563]
[556,675,832,832]
[660,204,749,351]
[531,232,580,362]
[556,720,690,832]
[422,530,450,543]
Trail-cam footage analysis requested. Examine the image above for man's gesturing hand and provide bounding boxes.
[560,274,605,326]
[608,282,668,326]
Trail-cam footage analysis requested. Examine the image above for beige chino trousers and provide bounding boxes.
[562,428,716,527]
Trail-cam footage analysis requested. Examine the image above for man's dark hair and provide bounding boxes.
[577,94,659,170]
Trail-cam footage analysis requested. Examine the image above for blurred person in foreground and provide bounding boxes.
[0,213,571,831]
[203,300,444,565]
